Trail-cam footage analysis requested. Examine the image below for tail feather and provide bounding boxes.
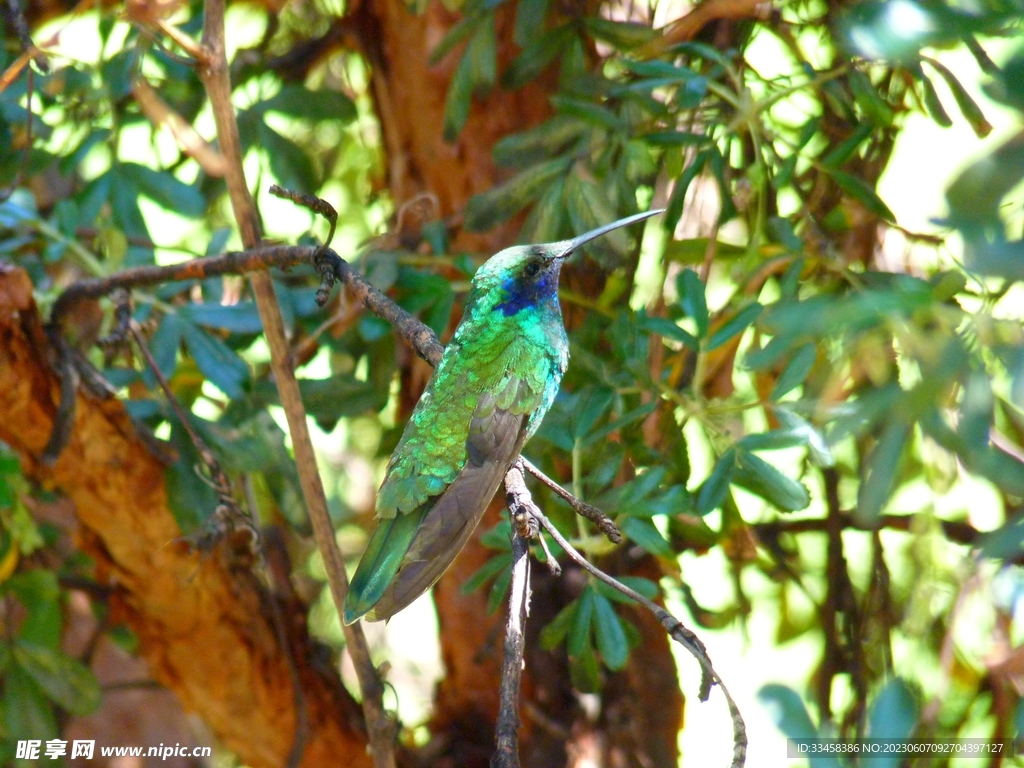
[343,506,428,625]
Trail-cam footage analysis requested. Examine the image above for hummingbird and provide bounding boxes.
[343,209,664,624]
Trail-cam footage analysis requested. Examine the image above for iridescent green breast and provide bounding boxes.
[375,306,566,520]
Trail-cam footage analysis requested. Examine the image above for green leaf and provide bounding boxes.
[774,154,798,189]
[592,593,629,670]
[759,684,845,768]
[568,587,596,656]
[706,144,736,222]
[180,321,250,400]
[664,236,746,264]
[582,17,656,49]
[502,24,574,89]
[4,663,58,742]
[848,69,893,127]
[479,519,512,549]
[110,167,151,240]
[460,552,512,595]
[513,0,548,46]
[6,571,61,649]
[142,313,183,391]
[119,162,205,218]
[428,15,480,65]
[464,156,570,231]
[522,175,566,244]
[14,642,102,716]
[696,448,736,515]
[60,128,111,175]
[638,311,699,350]
[828,169,896,222]
[945,135,1024,227]
[570,386,615,440]
[259,84,357,124]
[676,269,708,337]
[758,684,818,738]
[582,400,659,447]
[259,123,318,194]
[620,516,674,557]
[249,374,382,432]
[550,95,625,133]
[564,170,632,267]
[487,565,513,614]
[733,448,810,512]
[706,302,762,351]
[540,600,578,650]
[776,409,834,467]
[867,679,919,768]
[569,643,602,693]
[868,678,918,740]
[769,343,817,400]
[165,422,218,533]
[856,420,909,523]
[958,370,992,451]
[664,149,707,232]
[925,57,991,138]
[641,131,710,147]
[182,302,264,334]
[466,16,497,94]
[822,122,874,168]
[979,514,1024,559]
[492,116,589,169]
[917,69,952,127]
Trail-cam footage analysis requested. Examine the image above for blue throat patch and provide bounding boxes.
[495,270,557,317]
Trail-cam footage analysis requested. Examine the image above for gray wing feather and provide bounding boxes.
[366,395,528,622]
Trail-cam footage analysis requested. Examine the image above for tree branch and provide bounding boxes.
[491,466,535,768]
[195,4,396,766]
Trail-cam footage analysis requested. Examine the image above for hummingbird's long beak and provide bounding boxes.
[556,208,665,260]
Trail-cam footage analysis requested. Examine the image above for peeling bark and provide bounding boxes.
[0,264,372,768]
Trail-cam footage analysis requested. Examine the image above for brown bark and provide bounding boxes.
[354,0,553,251]
[0,263,371,768]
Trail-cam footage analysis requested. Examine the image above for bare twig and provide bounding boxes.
[2,0,48,72]
[40,324,79,465]
[270,184,338,249]
[195,4,396,766]
[125,313,258,554]
[531,507,747,768]
[492,465,535,768]
[520,457,622,543]
[131,78,227,176]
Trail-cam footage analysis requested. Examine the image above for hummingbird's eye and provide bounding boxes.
[524,261,541,278]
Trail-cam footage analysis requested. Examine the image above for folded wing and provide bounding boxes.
[360,393,529,622]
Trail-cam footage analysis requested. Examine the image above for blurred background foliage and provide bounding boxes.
[1,0,1024,764]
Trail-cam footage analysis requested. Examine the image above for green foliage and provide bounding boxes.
[1,0,1024,752]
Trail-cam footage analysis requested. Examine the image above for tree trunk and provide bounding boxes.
[0,264,372,768]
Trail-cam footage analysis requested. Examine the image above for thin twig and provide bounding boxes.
[531,507,747,768]
[3,0,48,72]
[492,466,535,768]
[195,4,396,766]
[125,314,257,554]
[270,184,338,249]
[520,457,622,543]
[40,325,78,465]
